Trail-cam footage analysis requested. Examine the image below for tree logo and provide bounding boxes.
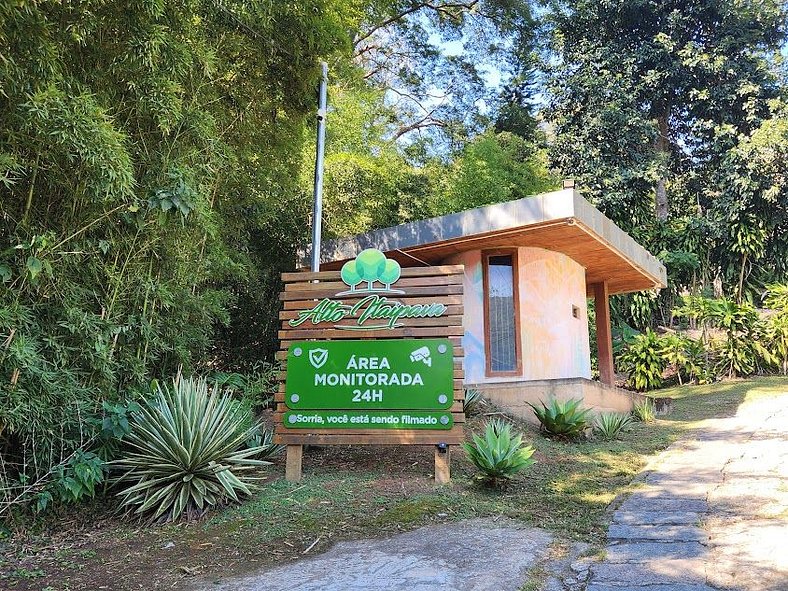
[338,248,403,295]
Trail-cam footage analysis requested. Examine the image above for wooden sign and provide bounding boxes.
[275,250,464,483]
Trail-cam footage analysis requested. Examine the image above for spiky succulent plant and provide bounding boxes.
[113,376,270,521]
[528,397,591,439]
[593,412,634,440]
[462,418,536,486]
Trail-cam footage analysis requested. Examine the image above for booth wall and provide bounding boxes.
[444,247,592,384]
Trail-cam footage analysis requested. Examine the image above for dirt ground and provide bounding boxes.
[0,445,445,591]
[5,378,783,591]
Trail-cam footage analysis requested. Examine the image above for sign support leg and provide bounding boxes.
[285,445,303,483]
[434,445,450,484]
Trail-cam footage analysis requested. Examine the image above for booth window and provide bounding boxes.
[482,250,522,376]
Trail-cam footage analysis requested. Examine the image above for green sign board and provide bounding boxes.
[284,338,454,410]
[283,410,453,430]
[288,249,448,331]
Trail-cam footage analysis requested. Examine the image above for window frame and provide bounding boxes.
[481,248,523,377]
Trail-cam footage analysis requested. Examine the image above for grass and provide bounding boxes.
[2,377,786,591]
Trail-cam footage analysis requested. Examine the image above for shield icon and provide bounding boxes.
[308,348,329,369]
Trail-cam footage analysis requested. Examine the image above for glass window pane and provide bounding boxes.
[487,255,517,372]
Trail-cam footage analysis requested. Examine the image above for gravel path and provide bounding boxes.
[587,392,788,591]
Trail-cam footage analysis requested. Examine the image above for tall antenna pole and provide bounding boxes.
[310,62,328,273]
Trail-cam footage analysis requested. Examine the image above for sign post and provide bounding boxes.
[276,249,464,483]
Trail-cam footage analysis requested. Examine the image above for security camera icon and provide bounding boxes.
[409,346,432,367]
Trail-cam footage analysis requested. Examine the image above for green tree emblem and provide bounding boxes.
[340,260,362,291]
[379,259,401,290]
[339,249,402,292]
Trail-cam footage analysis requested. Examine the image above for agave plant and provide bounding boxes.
[113,376,270,522]
[462,418,536,486]
[593,412,634,440]
[632,397,656,423]
[245,424,285,459]
[528,397,591,439]
[463,388,484,417]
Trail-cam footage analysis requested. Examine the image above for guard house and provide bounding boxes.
[304,187,667,421]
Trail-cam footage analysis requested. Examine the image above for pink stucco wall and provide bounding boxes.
[444,247,591,383]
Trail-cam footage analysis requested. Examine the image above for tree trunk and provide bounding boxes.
[737,252,748,303]
[655,115,669,221]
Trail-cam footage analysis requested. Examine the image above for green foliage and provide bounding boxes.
[319,86,557,239]
[112,377,270,522]
[34,451,105,513]
[763,284,788,374]
[593,413,634,441]
[244,426,285,460]
[632,398,656,423]
[100,400,142,441]
[547,0,788,319]
[463,388,485,418]
[619,329,667,391]
[528,397,591,439]
[208,364,278,411]
[439,131,557,212]
[673,296,772,378]
[709,299,765,377]
[0,1,347,498]
[714,100,788,298]
[618,288,788,389]
[461,418,535,486]
[658,333,709,385]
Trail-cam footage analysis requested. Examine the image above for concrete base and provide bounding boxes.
[466,378,642,426]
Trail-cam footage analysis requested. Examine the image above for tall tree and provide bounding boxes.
[347,0,540,149]
[714,99,788,298]
[546,0,785,226]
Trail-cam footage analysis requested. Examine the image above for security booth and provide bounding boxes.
[306,187,667,423]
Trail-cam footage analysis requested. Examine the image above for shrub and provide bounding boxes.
[33,450,105,513]
[463,388,484,417]
[245,425,285,459]
[209,362,279,410]
[705,299,765,378]
[461,418,535,486]
[681,337,713,384]
[673,295,772,379]
[593,412,634,440]
[528,397,591,439]
[632,398,656,423]
[113,376,270,522]
[656,333,712,385]
[619,328,666,391]
[764,284,788,374]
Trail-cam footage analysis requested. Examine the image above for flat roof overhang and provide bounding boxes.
[302,189,667,296]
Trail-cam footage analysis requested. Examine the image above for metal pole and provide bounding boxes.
[310,62,328,273]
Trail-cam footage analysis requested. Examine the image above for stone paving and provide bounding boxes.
[196,392,787,591]
[200,519,554,591]
[587,393,788,591]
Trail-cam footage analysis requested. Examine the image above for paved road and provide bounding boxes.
[588,392,788,591]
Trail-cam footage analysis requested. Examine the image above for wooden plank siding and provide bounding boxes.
[274,265,466,447]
